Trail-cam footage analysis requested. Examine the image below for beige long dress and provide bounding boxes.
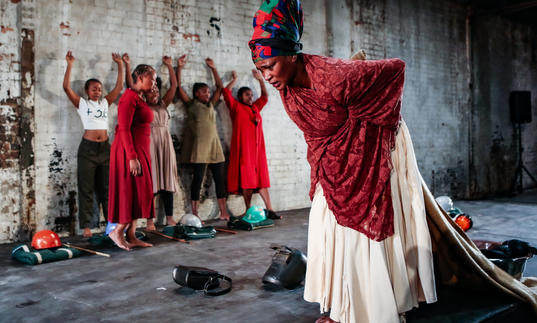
[304,120,437,323]
[150,104,179,193]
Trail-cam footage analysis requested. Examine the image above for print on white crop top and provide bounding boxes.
[78,98,109,130]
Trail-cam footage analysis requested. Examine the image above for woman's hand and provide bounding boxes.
[112,52,122,64]
[129,159,142,176]
[177,54,187,69]
[232,71,238,80]
[66,51,75,65]
[162,55,172,66]
[122,53,131,65]
[252,69,263,81]
[205,57,216,69]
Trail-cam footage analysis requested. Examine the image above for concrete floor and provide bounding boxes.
[0,190,536,323]
[456,189,537,277]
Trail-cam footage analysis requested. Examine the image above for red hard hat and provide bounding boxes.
[31,230,62,249]
[455,215,473,232]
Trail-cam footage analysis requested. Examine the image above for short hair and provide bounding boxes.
[237,87,251,104]
[84,78,102,91]
[193,82,209,98]
[132,64,155,84]
[155,76,162,90]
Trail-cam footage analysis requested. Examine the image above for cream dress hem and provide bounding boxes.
[303,120,437,323]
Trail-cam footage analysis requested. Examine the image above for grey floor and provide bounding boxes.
[0,189,536,323]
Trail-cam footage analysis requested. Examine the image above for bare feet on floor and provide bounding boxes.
[83,227,92,238]
[166,217,177,226]
[127,236,153,248]
[146,219,156,231]
[109,229,131,251]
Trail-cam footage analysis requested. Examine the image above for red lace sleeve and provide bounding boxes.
[342,58,405,128]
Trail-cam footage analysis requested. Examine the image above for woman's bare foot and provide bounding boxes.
[146,219,156,231]
[109,229,131,251]
[83,227,92,238]
[166,216,177,226]
[219,212,230,221]
[126,236,153,248]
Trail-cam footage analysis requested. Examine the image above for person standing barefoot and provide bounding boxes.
[177,55,231,221]
[108,64,157,250]
[223,69,280,219]
[62,51,124,238]
[123,54,179,230]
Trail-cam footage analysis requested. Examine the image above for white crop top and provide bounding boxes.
[77,98,109,130]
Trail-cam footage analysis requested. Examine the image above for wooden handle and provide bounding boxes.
[145,230,190,244]
[215,227,237,234]
[64,243,111,258]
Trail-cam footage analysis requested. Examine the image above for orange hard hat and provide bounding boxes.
[31,230,62,249]
[455,215,473,232]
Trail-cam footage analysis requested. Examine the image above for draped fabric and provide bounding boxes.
[249,0,303,62]
[280,54,405,241]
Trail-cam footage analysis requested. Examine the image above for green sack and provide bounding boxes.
[162,225,216,240]
[227,215,274,231]
[88,231,147,248]
[12,244,81,265]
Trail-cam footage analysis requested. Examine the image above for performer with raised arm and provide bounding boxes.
[62,51,124,238]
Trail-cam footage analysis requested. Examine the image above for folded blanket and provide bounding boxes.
[12,244,81,265]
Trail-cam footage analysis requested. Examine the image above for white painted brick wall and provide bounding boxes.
[28,0,326,236]
[1,0,536,242]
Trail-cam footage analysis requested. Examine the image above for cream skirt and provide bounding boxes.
[304,120,437,323]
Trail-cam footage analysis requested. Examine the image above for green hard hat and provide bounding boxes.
[243,206,266,223]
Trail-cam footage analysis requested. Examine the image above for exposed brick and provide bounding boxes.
[1,0,536,243]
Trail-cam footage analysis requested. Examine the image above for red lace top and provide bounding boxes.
[280,54,405,241]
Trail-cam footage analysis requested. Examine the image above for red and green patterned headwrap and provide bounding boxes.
[248,0,303,63]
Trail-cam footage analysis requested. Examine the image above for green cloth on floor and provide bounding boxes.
[12,244,82,265]
[162,225,216,240]
[88,231,147,248]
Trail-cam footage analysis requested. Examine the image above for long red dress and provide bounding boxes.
[222,88,270,194]
[108,88,154,224]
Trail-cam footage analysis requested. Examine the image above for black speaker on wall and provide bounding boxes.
[509,91,532,124]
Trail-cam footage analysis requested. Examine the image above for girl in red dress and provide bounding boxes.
[223,69,279,219]
[108,64,157,250]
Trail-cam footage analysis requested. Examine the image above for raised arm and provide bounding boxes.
[225,71,238,90]
[222,71,238,112]
[252,69,268,111]
[123,53,134,89]
[206,57,223,106]
[176,54,190,103]
[104,53,125,106]
[252,69,267,98]
[161,56,177,107]
[62,51,81,108]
